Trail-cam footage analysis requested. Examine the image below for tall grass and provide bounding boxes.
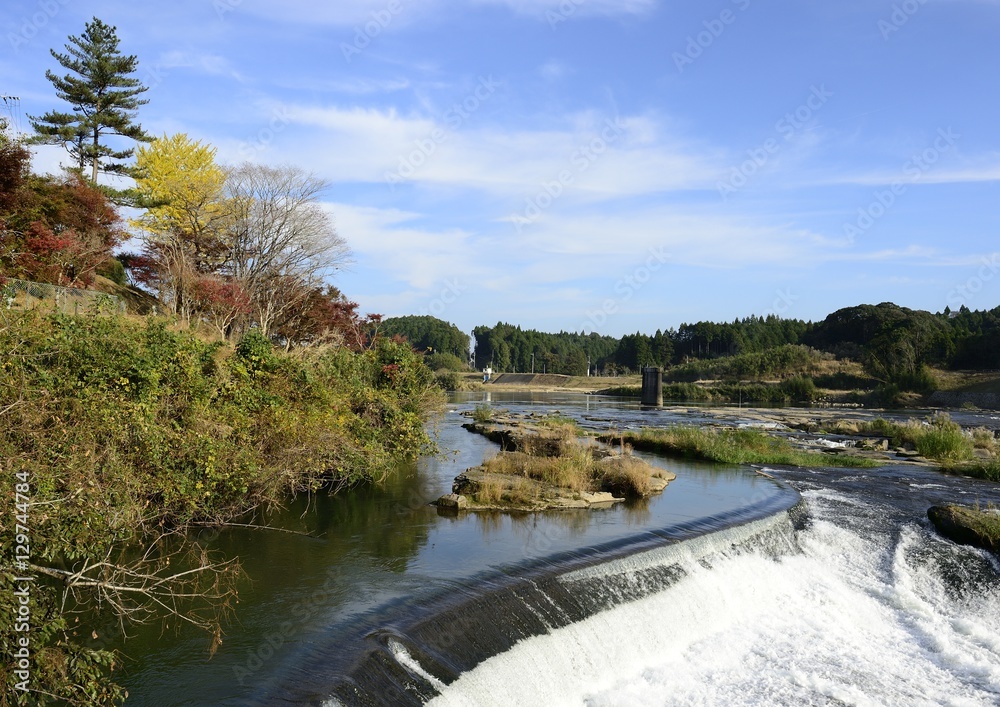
[605,427,878,468]
[472,435,664,504]
[857,414,974,462]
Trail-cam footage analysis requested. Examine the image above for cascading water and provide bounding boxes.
[424,476,1000,707]
[114,396,1000,706]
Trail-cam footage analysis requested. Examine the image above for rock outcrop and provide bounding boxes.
[928,504,1000,555]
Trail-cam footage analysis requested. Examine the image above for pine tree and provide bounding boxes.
[29,17,151,183]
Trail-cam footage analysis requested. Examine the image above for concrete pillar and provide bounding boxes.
[641,367,663,407]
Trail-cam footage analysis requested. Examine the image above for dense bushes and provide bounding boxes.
[664,345,823,383]
[0,310,442,703]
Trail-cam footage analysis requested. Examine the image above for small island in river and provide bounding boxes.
[435,411,675,512]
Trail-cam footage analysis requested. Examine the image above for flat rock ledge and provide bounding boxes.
[434,465,676,513]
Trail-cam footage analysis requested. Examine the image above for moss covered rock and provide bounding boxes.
[928,504,1000,555]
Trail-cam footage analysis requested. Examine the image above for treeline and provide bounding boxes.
[403,302,1000,389]
[472,323,620,376]
[468,315,809,376]
[381,315,470,363]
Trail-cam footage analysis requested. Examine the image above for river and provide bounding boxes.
[115,394,1000,706]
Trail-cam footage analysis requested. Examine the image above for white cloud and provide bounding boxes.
[327,203,485,291]
[251,102,723,200]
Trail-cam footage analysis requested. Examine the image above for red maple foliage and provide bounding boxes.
[0,142,125,287]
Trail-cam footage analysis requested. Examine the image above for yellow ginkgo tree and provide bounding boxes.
[131,133,231,319]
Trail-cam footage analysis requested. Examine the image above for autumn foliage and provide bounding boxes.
[0,139,125,287]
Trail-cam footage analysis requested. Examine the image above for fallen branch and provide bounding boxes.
[189,521,319,537]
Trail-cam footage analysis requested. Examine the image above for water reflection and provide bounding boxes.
[116,393,798,706]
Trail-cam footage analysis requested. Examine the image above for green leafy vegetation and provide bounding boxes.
[0,310,442,703]
[603,427,879,468]
[380,315,470,361]
[664,345,822,382]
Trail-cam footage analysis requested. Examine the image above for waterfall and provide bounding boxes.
[427,490,1000,707]
[322,504,807,706]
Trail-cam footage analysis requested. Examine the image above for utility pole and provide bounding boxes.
[531,352,535,374]
[1,96,21,134]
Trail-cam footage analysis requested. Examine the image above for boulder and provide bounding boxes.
[928,505,1000,555]
[436,493,469,510]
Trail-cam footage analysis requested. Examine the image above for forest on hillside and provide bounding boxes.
[386,304,1000,393]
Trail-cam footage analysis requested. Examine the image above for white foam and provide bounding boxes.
[388,639,447,692]
[430,505,1000,707]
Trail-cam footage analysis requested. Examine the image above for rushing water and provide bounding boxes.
[114,395,1000,706]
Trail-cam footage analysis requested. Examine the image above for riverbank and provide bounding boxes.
[457,372,641,393]
[0,310,443,703]
[456,367,1000,409]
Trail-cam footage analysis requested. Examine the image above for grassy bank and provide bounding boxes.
[601,427,879,468]
[828,414,1000,480]
[0,311,442,704]
[595,377,834,404]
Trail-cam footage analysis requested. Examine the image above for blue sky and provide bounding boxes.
[4,0,1000,338]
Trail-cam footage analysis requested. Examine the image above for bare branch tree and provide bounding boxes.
[31,533,242,656]
[224,164,350,336]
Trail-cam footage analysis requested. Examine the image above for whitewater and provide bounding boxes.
[428,484,1000,706]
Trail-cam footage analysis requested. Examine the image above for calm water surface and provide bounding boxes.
[115,394,791,705]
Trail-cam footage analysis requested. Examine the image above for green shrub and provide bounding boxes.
[425,351,467,371]
[915,414,973,462]
[235,328,277,373]
[780,376,817,402]
[435,369,462,390]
